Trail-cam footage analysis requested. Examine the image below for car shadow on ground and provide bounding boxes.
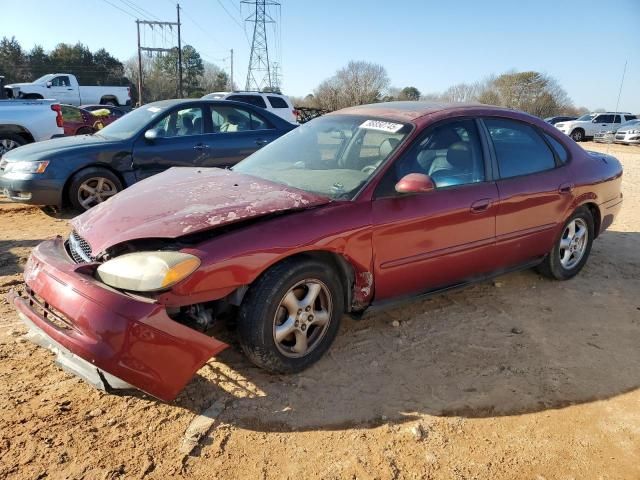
[0,239,42,277]
[168,229,640,433]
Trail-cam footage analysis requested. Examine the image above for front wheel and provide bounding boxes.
[570,129,585,142]
[537,207,594,280]
[0,133,26,157]
[238,259,344,373]
[68,167,123,211]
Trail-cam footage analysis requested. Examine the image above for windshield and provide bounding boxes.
[97,104,166,140]
[33,74,55,84]
[233,114,411,199]
[576,114,595,121]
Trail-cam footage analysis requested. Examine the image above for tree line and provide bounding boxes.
[295,61,590,118]
[0,37,228,104]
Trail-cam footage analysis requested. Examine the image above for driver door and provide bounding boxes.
[132,105,208,180]
[371,118,499,301]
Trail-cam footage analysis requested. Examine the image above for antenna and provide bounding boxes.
[608,60,628,153]
[242,0,280,91]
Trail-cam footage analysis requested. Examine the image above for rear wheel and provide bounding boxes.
[76,127,93,135]
[101,98,118,106]
[570,128,585,142]
[68,167,122,211]
[238,259,344,373]
[537,207,594,280]
[0,133,26,157]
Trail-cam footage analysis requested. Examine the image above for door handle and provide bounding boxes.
[255,139,269,146]
[193,144,210,150]
[470,198,492,213]
[67,88,73,91]
[558,182,574,194]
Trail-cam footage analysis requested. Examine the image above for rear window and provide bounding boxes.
[227,95,267,109]
[267,96,289,109]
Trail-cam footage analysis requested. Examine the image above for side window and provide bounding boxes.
[613,115,622,123]
[485,118,556,178]
[267,96,288,108]
[543,133,569,164]
[210,105,272,132]
[625,115,637,121]
[153,107,203,138]
[52,76,70,87]
[227,95,267,109]
[595,114,613,123]
[384,119,485,192]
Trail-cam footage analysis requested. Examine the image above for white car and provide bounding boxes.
[614,120,640,145]
[4,73,131,107]
[0,99,64,158]
[555,112,637,142]
[202,91,297,123]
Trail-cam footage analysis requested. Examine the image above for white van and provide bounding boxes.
[202,91,297,124]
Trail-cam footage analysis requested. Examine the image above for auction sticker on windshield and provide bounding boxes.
[359,119,404,133]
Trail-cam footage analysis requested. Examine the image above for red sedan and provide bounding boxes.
[9,102,623,401]
[61,104,118,136]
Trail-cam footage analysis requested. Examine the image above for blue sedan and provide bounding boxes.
[0,99,296,210]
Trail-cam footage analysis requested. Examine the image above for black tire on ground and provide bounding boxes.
[0,133,26,157]
[537,206,594,280]
[570,128,585,142]
[67,167,123,211]
[237,258,344,374]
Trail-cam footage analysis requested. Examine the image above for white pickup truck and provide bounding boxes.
[0,100,64,157]
[4,73,131,107]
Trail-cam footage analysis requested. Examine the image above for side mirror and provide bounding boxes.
[395,173,435,194]
[144,129,159,142]
[45,81,52,88]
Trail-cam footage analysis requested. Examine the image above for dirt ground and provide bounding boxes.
[0,142,638,480]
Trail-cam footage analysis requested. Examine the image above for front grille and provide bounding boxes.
[68,231,94,263]
[615,135,625,139]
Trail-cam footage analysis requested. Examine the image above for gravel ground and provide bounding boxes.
[0,142,638,480]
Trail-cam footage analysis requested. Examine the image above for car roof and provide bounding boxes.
[332,101,515,122]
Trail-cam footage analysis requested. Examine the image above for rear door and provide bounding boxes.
[198,103,281,168]
[131,104,208,180]
[371,118,499,301]
[482,117,573,268]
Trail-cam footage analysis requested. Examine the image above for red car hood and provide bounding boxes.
[72,167,330,256]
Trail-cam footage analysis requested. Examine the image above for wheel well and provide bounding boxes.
[61,164,126,208]
[583,202,601,238]
[100,96,118,105]
[0,125,35,144]
[22,93,43,100]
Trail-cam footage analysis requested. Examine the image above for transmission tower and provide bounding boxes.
[242,0,280,91]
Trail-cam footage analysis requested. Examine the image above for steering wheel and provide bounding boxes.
[361,164,378,175]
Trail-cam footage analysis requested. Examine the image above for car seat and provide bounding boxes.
[430,142,475,187]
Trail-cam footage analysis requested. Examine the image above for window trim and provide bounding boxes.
[373,116,491,199]
[479,116,564,181]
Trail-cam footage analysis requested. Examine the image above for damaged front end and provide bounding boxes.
[9,236,228,402]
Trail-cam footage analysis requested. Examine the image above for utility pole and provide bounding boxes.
[229,48,234,91]
[242,0,280,91]
[136,20,143,105]
[176,3,183,98]
[135,14,182,105]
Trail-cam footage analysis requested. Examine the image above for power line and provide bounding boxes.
[100,0,137,19]
[216,0,245,30]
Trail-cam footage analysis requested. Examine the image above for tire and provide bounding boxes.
[0,133,26,157]
[101,98,118,106]
[537,206,594,280]
[570,128,585,142]
[68,167,123,211]
[237,258,344,374]
[75,127,93,136]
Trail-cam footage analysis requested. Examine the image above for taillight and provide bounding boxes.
[293,109,299,118]
[127,86,131,98]
[51,104,63,128]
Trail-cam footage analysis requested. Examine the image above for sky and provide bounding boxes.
[1,0,639,111]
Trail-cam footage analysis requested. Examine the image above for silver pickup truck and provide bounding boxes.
[0,99,64,157]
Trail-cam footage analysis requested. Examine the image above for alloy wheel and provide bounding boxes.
[273,279,333,358]
[559,218,588,269]
[77,177,118,209]
[0,139,20,156]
